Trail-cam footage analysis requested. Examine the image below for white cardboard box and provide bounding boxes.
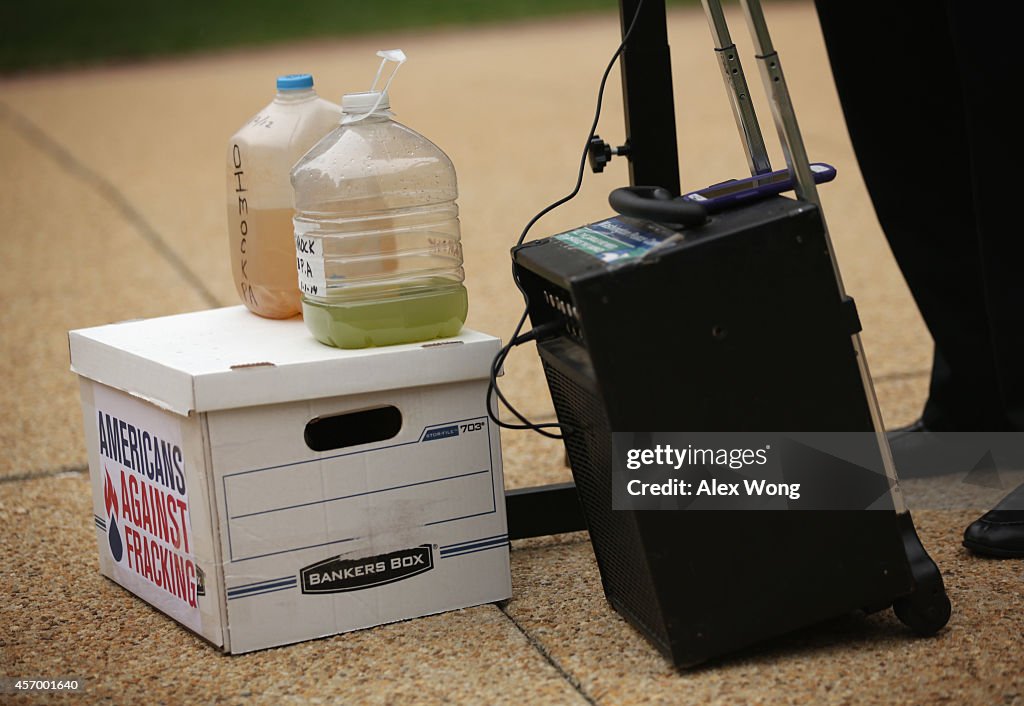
[69,306,511,653]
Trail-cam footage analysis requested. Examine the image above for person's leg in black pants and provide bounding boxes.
[815,2,1007,430]
[943,2,1024,432]
[815,1,1024,555]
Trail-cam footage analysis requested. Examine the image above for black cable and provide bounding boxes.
[486,0,646,440]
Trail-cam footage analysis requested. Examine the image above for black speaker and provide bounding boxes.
[512,197,950,667]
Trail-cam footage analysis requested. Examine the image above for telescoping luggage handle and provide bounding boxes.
[700,0,821,208]
[700,0,909,515]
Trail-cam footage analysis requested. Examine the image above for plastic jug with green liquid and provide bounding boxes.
[290,51,468,348]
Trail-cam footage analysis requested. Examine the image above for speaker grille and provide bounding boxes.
[541,355,670,651]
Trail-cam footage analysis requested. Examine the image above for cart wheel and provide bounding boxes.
[893,587,951,636]
[893,511,952,635]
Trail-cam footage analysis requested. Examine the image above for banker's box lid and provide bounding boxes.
[69,306,500,416]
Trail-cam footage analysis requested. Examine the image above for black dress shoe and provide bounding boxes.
[963,481,1024,558]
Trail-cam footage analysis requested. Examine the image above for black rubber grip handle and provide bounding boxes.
[608,186,708,227]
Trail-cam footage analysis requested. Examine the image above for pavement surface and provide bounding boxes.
[1,3,1021,704]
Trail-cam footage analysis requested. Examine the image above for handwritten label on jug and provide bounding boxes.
[296,234,326,297]
[231,144,258,308]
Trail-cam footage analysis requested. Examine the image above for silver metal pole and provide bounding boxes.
[737,0,907,511]
[737,0,818,204]
[700,0,773,175]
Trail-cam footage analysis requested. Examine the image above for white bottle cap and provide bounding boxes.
[342,91,390,115]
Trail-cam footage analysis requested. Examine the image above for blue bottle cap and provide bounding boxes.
[276,74,314,91]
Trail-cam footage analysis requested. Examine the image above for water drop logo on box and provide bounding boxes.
[103,469,124,561]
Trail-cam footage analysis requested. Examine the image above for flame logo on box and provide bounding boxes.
[103,468,123,562]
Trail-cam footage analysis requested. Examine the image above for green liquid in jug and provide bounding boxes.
[302,281,468,349]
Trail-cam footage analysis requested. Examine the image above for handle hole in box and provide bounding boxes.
[304,406,403,451]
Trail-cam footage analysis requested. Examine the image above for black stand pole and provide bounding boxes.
[505,483,587,540]
[619,0,680,194]
[503,0,678,540]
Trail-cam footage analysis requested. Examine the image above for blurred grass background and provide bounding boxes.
[1,0,697,73]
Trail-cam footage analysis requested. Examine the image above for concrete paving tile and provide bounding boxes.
[506,510,1024,705]
[0,122,209,478]
[0,474,588,705]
